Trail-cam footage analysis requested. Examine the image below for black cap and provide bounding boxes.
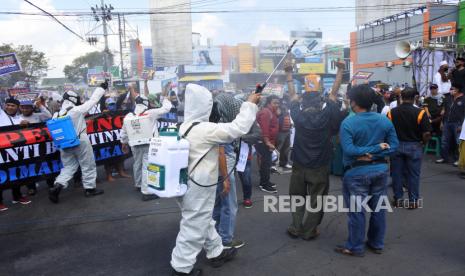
[456,57,465,62]
[5,98,20,106]
[429,83,438,89]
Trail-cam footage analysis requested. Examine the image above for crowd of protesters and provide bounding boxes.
[1,56,464,274]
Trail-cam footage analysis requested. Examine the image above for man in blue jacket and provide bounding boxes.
[337,84,399,257]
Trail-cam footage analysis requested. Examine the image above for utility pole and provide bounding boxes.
[118,13,124,81]
[91,1,114,72]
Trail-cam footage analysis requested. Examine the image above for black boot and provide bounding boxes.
[209,247,237,268]
[49,184,63,204]
[171,268,202,276]
[84,188,104,197]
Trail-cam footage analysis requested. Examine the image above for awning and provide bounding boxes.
[179,75,223,82]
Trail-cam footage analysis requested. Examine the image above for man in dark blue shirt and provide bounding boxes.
[286,59,347,240]
[337,85,398,256]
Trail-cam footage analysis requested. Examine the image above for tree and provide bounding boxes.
[63,51,113,83]
[0,44,49,87]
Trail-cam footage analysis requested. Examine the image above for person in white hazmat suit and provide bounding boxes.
[48,82,108,203]
[170,84,260,276]
[120,91,172,201]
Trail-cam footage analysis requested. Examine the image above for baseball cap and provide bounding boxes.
[19,99,34,106]
[429,83,438,89]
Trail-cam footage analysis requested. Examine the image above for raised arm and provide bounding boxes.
[328,60,345,102]
[284,57,299,102]
[73,87,106,114]
[203,94,261,144]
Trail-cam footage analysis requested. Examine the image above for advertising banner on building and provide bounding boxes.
[431,22,457,39]
[326,45,344,74]
[298,63,325,74]
[7,87,30,97]
[258,41,288,57]
[0,53,22,76]
[185,47,222,73]
[290,30,323,63]
[150,0,193,66]
[0,111,130,189]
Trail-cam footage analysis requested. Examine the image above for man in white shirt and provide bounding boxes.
[434,61,451,96]
[18,99,52,195]
[0,98,31,211]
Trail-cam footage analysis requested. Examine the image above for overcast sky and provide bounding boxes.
[1,0,356,77]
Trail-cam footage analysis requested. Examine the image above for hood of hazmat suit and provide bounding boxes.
[55,88,105,139]
[171,84,258,273]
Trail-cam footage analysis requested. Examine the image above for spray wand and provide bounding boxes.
[255,39,298,94]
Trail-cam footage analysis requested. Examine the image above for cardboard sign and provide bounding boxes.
[0,53,22,76]
[353,71,374,80]
[262,83,284,98]
[304,74,321,92]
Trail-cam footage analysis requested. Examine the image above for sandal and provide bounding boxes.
[334,245,364,257]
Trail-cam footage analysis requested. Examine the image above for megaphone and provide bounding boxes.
[395,41,419,59]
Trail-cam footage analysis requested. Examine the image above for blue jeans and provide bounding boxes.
[391,141,423,201]
[213,173,238,245]
[343,170,389,253]
[213,144,238,245]
[238,159,252,200]
[441,122,460,162]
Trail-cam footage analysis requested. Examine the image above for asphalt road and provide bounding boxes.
[1,156,464,276]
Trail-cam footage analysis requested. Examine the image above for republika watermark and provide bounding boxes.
[263,195,422,213]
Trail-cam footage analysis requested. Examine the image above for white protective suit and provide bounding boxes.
[120,96,172,194]
[53,88,105,189]
[171,84,258,274]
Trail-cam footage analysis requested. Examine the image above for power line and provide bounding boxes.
[22,0,84,41]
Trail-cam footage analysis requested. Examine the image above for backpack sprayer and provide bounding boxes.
[255,40,298,94]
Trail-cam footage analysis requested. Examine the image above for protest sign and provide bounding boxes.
[0,111,130,189]
[353,71,373,80]
[262,83,284,98]
[7,87,30,97]
[0,53,22,76]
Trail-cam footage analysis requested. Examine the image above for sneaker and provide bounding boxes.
[209,248,237,268]
[171,268,202,276]
[142,194,159,201]
[49,184,63,204]
[12,197,31,205]
[435,159,446,164]
[243,199,253,208]
[270,166,278,173]
[453,161,459,167]
[84,188,104,197]
[0,203,8,211]
[284,164,293,169]
[270,182,277,188]
[259,185,277,194]
[223,240,245,249]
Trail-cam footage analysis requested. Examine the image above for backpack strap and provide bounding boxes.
[417,109,426,125]
[181,122,200,139]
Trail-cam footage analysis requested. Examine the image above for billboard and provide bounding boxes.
[184,47,222,73]
[290,30,323,63]
[149,0,193,66]
[259,40,288,57]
